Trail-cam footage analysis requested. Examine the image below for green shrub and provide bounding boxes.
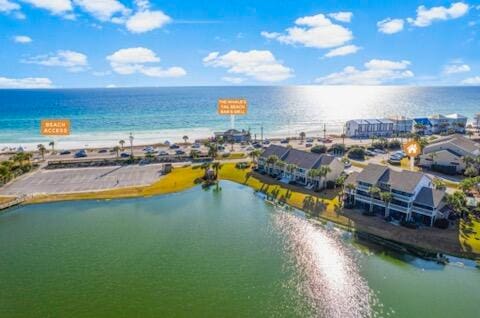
[311,145,327,154]
[348,147,365,160]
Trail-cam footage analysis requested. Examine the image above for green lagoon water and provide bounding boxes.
[0,181,479,318]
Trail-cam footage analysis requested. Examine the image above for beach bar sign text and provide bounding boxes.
[218,99,248,115]
[41,119,71,136]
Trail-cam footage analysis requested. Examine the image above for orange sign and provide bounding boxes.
[41,119,71,136]
[218,99,247,115]
[403,140,421,158]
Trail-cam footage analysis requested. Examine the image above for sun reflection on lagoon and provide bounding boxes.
[273,210,379,318]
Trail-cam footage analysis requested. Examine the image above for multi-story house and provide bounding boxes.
[344,164,447,226]
[257,145,344,190]
[428,113,467,134]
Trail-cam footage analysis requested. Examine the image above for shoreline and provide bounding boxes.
[5,163,478,261]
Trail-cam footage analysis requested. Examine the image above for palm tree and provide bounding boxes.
[446,191,468,218]
[183,135,189,145]
[211,161,222,179]
[432,178,446,190]
[345,183,356,205]
[341,133,346,148]
[206,142,218,159]
[299,131,306,142]
[37,144,46,160]
[113,146,120,158]
[119,140,125,151]
[286,163,297,180]
[318,166,331,190]
[380,191,393,217]
[368,185,381,213]
[467,130,474,139]
[266,155,279,175]
[48,141,55,153]
[249,149,262,164]
[307,169,318,186]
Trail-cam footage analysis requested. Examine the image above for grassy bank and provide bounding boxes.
[460,216,480,254]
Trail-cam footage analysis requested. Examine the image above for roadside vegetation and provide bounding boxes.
[0,152,35,186]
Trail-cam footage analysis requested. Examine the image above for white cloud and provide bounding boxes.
[0,76,53,88]
[328,11,352,23]
[261,13,353,49]
[203,50,293,82]
[407,2,469,27]
[222,77,245,84]
[21,0,73,15]
[73,0,129,21]
[443,62,470,74]
[22,50,88,72]
[315,59,414,85]
[13,35,32,43]
[377,18,404,34]
[0,0,20,12]
[125,9,171,33]
[323,45,360,58]
[107,47,186,78]
[106,84,116,88]
[462,76,480,85]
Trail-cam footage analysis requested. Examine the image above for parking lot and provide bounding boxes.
[0,164,165,196]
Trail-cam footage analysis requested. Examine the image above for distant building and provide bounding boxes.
[214,129,251,143]
[419,134,480,174]
[389,116,414,135]
[412,118,433,135]
[345,119,394,138]
[344,163,447,226]
[428,113,467,134]
[258,145,344,190]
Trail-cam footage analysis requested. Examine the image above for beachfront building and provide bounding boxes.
[257,145,344,190]
[344,164,447,226]
[412,118,433,135]
[428,113,468,134]
[214,129,251,143]
[419,134,480,174]
[389,116,414,135]
[345,119,395,138]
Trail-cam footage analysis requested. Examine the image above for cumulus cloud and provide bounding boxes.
[443,62,470,74]
[461,76,480,85]
[0,76,53,88]
[21,0,73,15]
[377,18,404,34]
[323,45,360,58]
[107,47,186,78]
[315,59,414,85]
[261,13,353,49]
[407,2,469,27]
[0,0,20,12]
[22,50,88,72]
[13,35,32,43]
[73,0,129,21]
[203,50,293,82]
[126,9,171,33]
[327,11,353,23]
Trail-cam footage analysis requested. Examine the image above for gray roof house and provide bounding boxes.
[344,163,447,226]
[258,145,344,189]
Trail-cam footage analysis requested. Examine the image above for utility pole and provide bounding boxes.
[260,125,264,143]
[323,124,327,141]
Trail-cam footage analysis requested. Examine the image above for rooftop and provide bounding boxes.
[260,145,337,170]
[414,187,445,208]
[424,134,480,155]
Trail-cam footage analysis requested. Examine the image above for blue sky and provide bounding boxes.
[0,0,479,88]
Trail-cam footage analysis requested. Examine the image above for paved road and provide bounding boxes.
[0,164,165,196]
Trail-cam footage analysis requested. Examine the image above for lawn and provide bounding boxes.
[459,216,480,254]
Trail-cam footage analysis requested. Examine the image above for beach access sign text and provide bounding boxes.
[40,119,71,136]
[218,99,247,115]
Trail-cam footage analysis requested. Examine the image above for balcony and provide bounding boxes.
[412,206,434,215]
[389,203,409,212]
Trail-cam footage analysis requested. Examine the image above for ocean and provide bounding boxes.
[0,86,479,150]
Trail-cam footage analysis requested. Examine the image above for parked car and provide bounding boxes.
[98,149,108,153]
[74,150,87,158]
[280,139,289,144]
[175,149,186,155]
[60,150,71,155]
[191,143,201,148]
[120,152,130,158]
[158,150,169,156]
[262,140,271,145]
[305,143,313,148]
[246,146,254,151]
[374,149,387,154]
[306,137,314,143]
[365,150,376,156]
[169,144,180,149]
